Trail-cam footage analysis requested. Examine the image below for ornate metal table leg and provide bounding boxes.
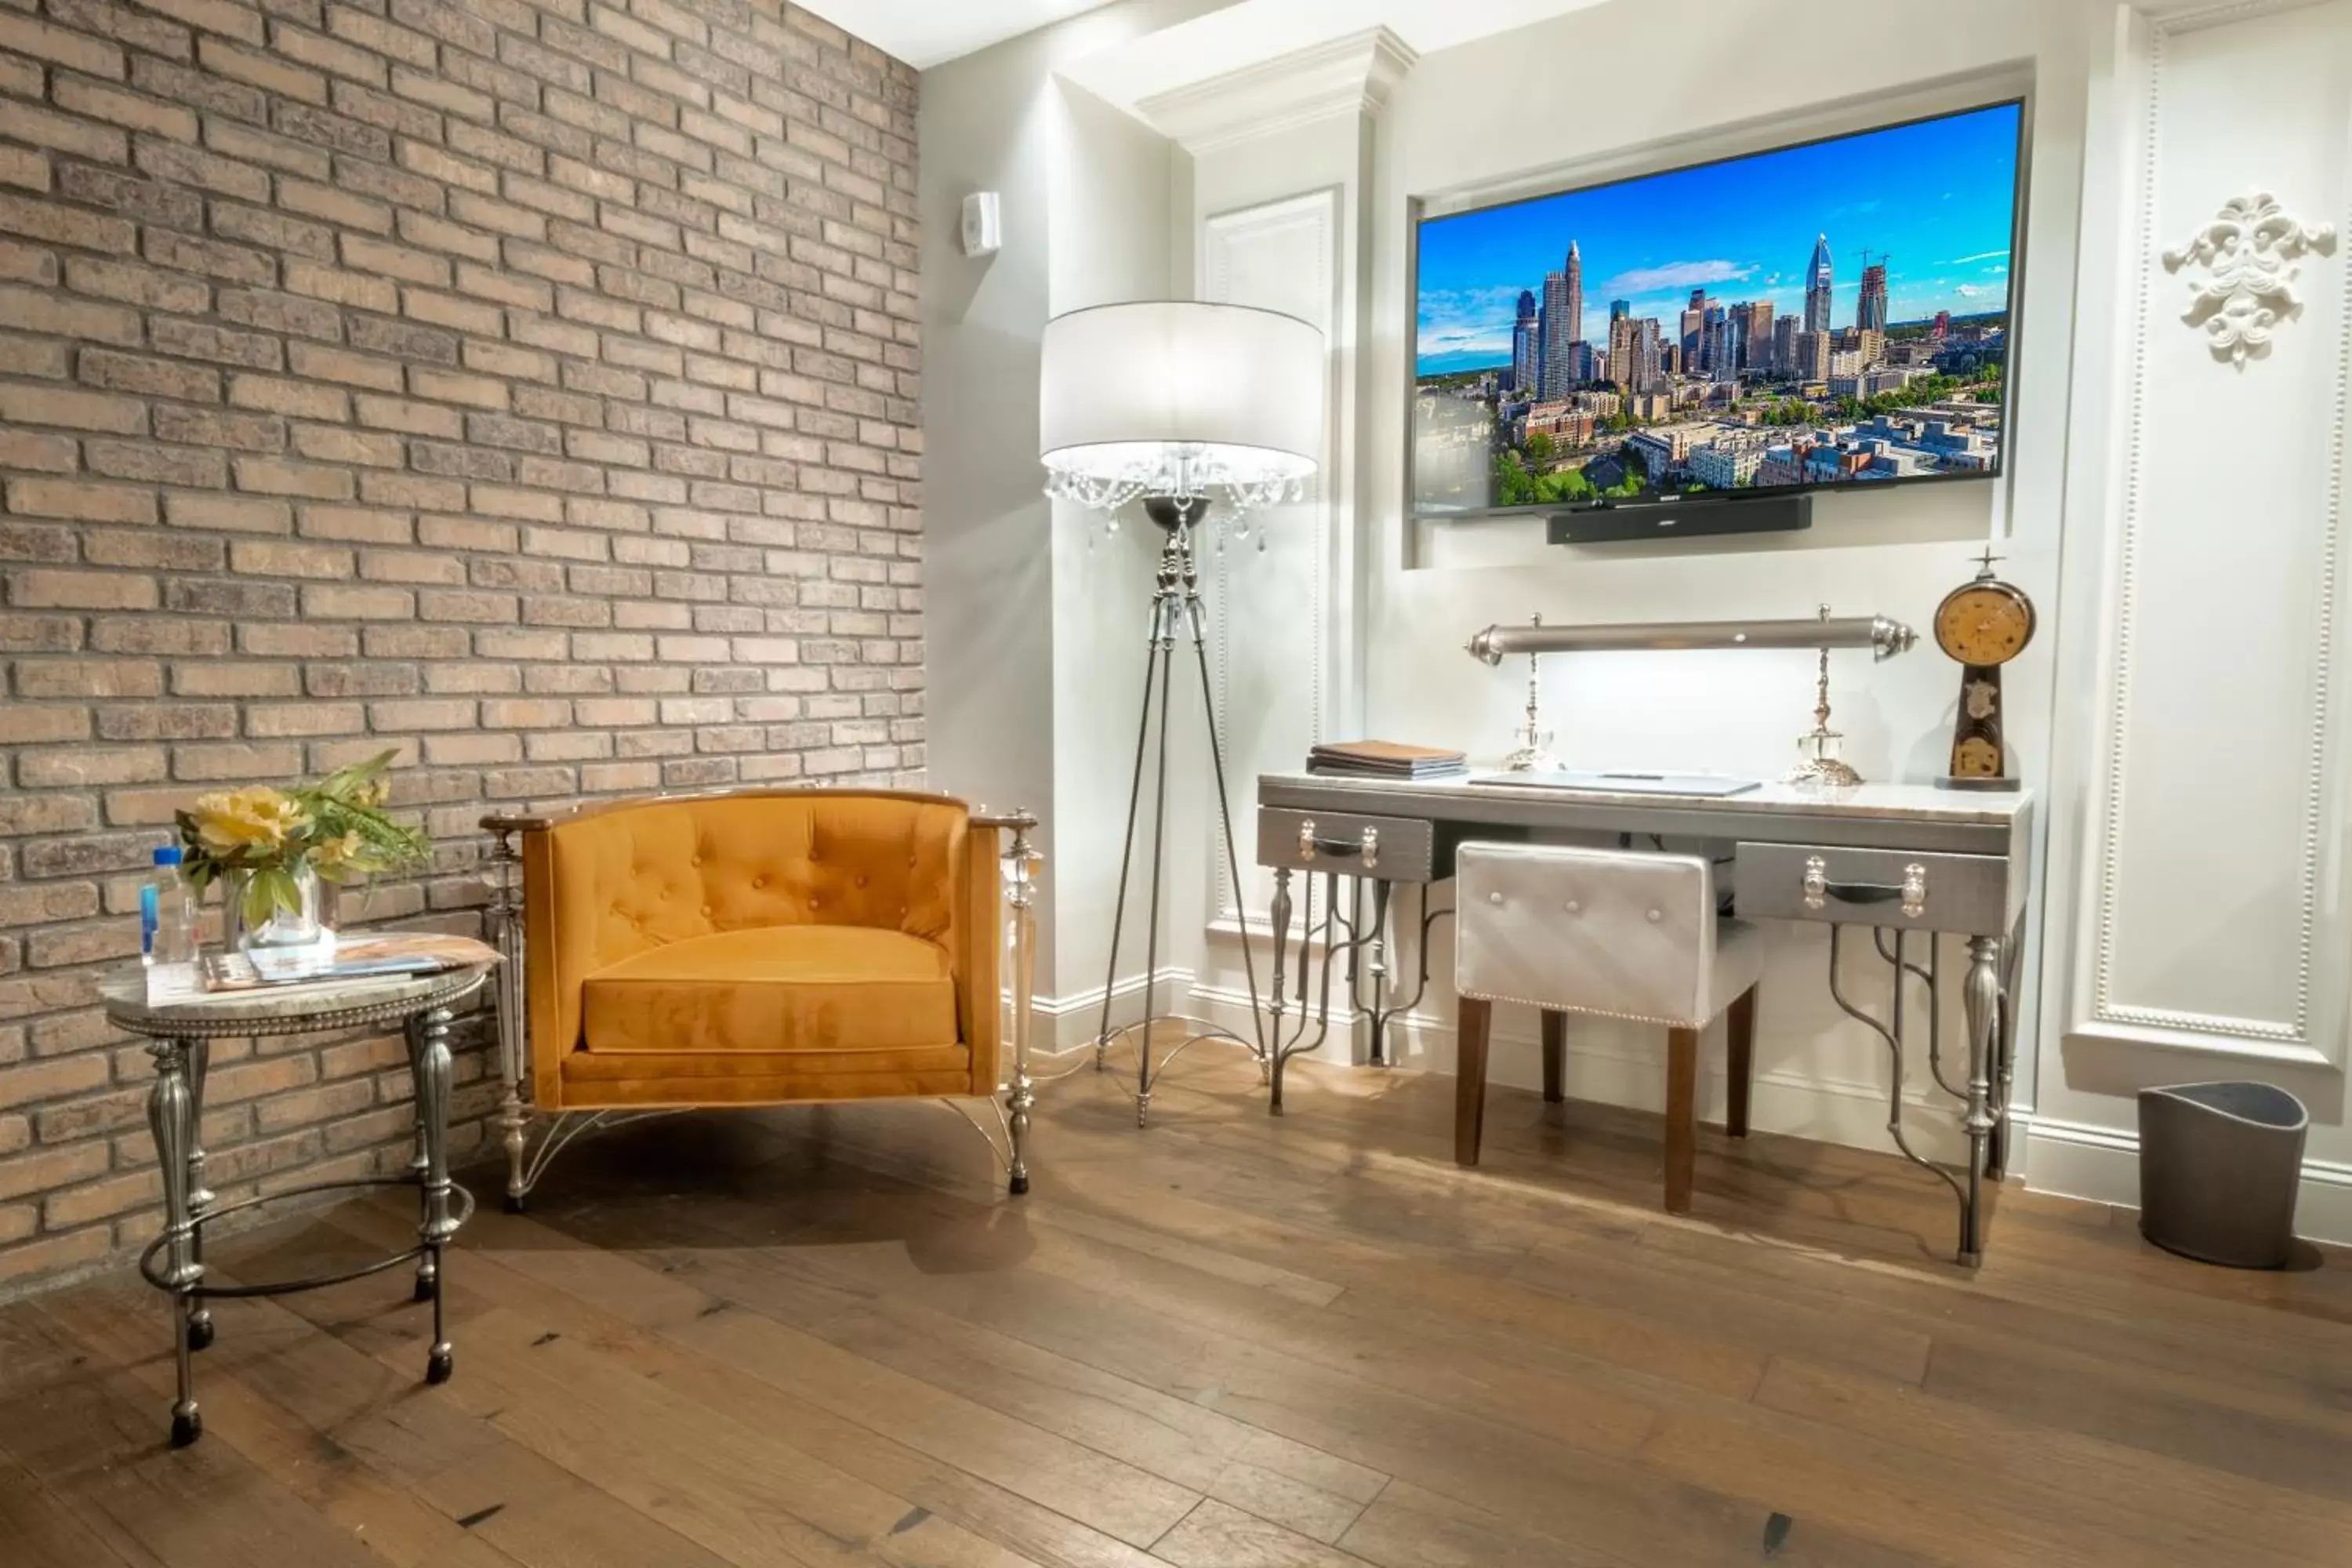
[405,1014,437,1305]
[146,1036,202,1446]
[1267,866,1293,1112]
[488,820,532,1213]
[1986,923,2025,1181]
[1004,826,1040,1196]
[1959,935,2002,1266]
[1365,880,1393,1067]
[183,1036,214,1352]
[412,1004,458,1384]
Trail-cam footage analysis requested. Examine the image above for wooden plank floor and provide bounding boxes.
[5,1044,2351,1567]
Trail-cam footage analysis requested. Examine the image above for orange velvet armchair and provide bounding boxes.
[480,789,1040,1208]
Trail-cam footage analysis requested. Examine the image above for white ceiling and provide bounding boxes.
[793,0,1120,69]
[1060,0,1613,111]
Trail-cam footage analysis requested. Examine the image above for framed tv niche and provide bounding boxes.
[1410,98,2028,543]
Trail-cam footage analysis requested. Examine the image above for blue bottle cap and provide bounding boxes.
[154,845,183,867]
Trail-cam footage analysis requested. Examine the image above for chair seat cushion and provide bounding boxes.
[1455,843,1761,1027]
[581,925,960,1055]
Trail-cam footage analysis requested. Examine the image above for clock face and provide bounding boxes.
[1936,583,2034,666]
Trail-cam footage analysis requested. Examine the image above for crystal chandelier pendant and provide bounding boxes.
[1047,444,1309,556]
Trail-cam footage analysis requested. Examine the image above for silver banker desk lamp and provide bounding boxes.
[1040,301,1327,1125]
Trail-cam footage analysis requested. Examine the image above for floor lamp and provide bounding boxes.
[1039,302,1328,1125]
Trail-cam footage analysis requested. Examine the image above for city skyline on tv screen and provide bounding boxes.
[1412,102,2024,516]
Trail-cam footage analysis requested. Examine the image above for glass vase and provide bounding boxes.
[224,863,329,953]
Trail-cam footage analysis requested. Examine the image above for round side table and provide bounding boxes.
[100,964,492,1447]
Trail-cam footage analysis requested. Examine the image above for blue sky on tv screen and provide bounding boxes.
[1415,103,2022,376]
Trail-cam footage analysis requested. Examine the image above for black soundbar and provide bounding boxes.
[1547,492,1812,546]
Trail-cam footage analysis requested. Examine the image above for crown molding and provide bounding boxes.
[1134,27,1417,155]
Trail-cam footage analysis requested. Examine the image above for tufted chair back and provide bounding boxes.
[522,790,980,1085]
[1455,842,1728,1028]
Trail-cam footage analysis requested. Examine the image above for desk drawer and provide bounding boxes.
[1257,808,1434,883]
[1737,841,2013,934]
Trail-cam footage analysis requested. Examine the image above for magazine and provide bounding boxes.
[200,933,499,994]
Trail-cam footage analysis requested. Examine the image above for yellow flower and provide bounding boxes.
[190,786,306,856]
[310,830,367,872]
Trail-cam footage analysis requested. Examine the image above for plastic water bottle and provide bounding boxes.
[142,846,196,967]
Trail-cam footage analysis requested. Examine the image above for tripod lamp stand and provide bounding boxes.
[1039,302,1327,1125]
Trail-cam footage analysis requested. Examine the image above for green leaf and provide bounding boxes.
[241,868,301,927]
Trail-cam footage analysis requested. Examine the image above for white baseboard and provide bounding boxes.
[1033,964,2352,1247]
[1185,976,1975,1165]
[2019,1114,2352,1247]
[1025,965,1198,1054]
[1058,977,2352,1246]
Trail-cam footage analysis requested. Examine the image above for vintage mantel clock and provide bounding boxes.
[1934,551,2035,790]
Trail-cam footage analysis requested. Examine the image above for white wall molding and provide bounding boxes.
[1134,27,1416,155]
[2020,1112,2352,1245]
[2160,189,2339,368]
[1200,187,1345,931]
[1028,964,1197,1052]
[2067,0,2352,1068]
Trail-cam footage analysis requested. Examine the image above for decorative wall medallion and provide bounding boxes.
[2160,190,2337,368]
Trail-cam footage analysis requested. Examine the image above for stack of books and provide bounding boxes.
[202,933,496,993]
[146,933,499,1008]
[1305,741,1468,780]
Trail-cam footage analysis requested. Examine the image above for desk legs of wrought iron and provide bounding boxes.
[1959,935,2002,1267]
[1267,872,1341,1115]
[407,1006,457,1385]
[146,1036,203,1447]
[1832,927,2013,1267]
[1267,868,1293,1110]
[1264,875,1448,1115]
[1986,922,2025,1182]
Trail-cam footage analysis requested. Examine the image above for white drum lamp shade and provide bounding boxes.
[1039,301,1326,514]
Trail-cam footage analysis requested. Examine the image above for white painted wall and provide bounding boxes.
[920,0,1215,1005]
[2030,0,2352,1239]
[1169,0,2100,1169]
[923,28,1063,982]
[928,0,2352,1240]
[1048,80,1189,1018]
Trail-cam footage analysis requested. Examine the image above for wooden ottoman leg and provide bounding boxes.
[1540,1010,1566,1105]
[1726,985,1756,1139]
[1456,997,1493,1167]
[1665,1025,1699,1214]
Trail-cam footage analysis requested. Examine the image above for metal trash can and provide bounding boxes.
[2137,1081,2307,1269]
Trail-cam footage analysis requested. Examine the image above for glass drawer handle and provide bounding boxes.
[1298,819,1377,867]
[1804,858,1929,920]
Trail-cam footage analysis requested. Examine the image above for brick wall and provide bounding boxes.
[0,0,921,1292]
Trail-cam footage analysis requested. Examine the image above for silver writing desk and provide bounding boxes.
[1251,770,2034,1265]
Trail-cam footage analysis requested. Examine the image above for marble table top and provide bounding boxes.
[100,960,493,1035]
[1261,770,2034,825]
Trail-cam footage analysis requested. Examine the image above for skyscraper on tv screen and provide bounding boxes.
[1858,260,1889,333]
[1539,241,1583,397]
[1804,233,1835,332]
[1511,289,1539,395]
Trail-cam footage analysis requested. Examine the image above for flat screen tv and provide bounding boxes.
[1411,100,2026,522]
